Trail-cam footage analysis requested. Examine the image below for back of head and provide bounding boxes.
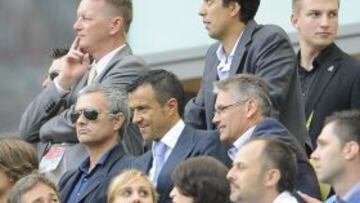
[325,110,360,146]
[248,137,298,193]
[222,0,260,23]
[126,69,185,118]
[171,156,231,203]
[0,138,38,183]
[214,73,273,117]
[7,173,59,203]
[103,0,133,33]
[108,169,158,203]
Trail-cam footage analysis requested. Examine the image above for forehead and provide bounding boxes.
[128,84,158,104]
[76,92,107,109]
[77,0,107,14]
[318,122,341,144]
[297,0,339,11]
[215,89,238,104]
[235,141,265,164]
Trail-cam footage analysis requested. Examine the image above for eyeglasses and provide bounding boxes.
[214,99,248,115]
[70,108,101,124]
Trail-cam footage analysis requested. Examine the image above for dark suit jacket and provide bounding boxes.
[19,44,147,156]
[251,118,321,199]
[299,43,360,146]
[58,144,132,203]
[132,125,231,203]
[184,20,310,148]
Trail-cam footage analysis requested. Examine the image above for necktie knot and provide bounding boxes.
[87,66,97,85]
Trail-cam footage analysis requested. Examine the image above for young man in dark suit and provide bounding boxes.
[127,70,230,203]
[291,0,360,148]
[185,0,310,148]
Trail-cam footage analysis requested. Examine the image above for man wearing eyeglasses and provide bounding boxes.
[212,74,320,200]
[58,84,133,203]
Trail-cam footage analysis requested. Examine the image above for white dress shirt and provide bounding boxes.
[273,191,298,203]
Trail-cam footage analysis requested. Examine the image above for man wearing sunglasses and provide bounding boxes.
[212,74,321,200]
[128,70,231,203]
[58,84,133,203]
[19,0,146,165]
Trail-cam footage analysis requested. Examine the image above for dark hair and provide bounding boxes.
[171,156,231,203]
[0,138,38,183]
[222,0,260,23]
[325,110,360,145]
[126,69,185,118]
[7,173,59,203]
[246,137,297,193]
[50,47,69,59]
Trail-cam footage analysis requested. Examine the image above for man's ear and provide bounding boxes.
[245,98,258,118]
[229,2,241,17]
[291,13,299,29]
[166,98,179,117]
[109,16,124,35]
[112,112,125,131]
[264,169,281,188]
[343,141,360,161]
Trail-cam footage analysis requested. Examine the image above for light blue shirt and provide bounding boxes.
[325,181,360,203]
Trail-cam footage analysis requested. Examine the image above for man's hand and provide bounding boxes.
[55,37,91,90]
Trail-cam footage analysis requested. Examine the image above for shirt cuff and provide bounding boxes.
[54,79,70,96]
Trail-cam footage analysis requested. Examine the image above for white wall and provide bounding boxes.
[128,0,360,55]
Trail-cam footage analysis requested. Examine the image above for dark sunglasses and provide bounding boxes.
[70,108,100,124]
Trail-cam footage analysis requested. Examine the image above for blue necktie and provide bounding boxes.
[153,141,167,184]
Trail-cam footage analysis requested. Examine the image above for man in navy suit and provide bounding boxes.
[212,74,321,199]
[127,70,230,203]
[58,84,132,203]
[291,0,360,148]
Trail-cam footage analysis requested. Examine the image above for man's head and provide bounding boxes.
[72,84,129,148]
[41,48,69,88]
[291,0,339,51]
[73,0,132,59]
[311,110,360,185]
[212,74,272,144]
[127,70,185,141]
[227,138,297,203]
[199,0,260,40]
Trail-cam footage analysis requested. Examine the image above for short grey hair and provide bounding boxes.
[78,83,130,136]
[213,74,273,117]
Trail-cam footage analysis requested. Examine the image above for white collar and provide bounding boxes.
[232,125,256,149]
[153,119,185,150]
[273,191,298,203]
[216,31,243,63]
[92,44,126,77]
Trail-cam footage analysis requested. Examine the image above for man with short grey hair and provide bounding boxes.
[212,74,320,199]
[58,84,133,203]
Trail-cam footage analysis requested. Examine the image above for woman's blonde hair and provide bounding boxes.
[108,169,158,203]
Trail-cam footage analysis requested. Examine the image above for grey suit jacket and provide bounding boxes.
[19,44,147,157]
[184,20,310,147]
[132,125,231,203]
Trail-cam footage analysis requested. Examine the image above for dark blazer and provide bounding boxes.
[184,20,310,148]
[19,44,147,156]
[300,43,360,146]
[132,125,231,203]
[58,144,132,203]
[251,118,321,199]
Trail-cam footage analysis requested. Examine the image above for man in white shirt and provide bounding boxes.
[19,0,146,166]
[127,69,230,203]
[212,74,320,198]
[227,137,299,203]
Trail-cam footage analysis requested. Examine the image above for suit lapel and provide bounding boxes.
[96,44,132,83]
[229,20,257,76]
[156,126,196,197]
[306,45,341,112]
